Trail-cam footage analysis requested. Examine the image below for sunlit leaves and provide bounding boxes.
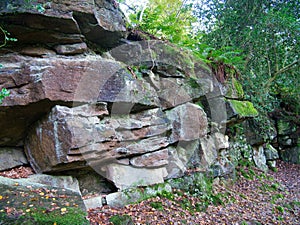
[0,88,10,104]
[129,0,196,45]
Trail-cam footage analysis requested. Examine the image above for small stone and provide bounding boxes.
[213,132,229,150]
[253,145,268,171]
[54,43,88,55]
[264,143,279,160]
[83,196,103,209]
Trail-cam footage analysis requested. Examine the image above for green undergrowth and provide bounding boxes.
[0,207,88,225]
[109,214,133,225]
[124,172,235,213]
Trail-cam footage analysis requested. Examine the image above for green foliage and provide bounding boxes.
[260,182,282,192]
[233,78,244,98]
[125,0,245,69]
[0,26,17,48]
[109,214,133,225]
[167,173,226,212]
[196,0,300,118]
[157,190,175,201]
[0,88,10,104]
[150,201,164,211]
[129,0,196,44]
[271,193,284,203]
[274,205,285,214]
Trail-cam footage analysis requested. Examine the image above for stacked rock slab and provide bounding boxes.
[0,0,258,190]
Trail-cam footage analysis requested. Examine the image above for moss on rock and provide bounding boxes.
[233,78,244,98]
[228,99,258,117]
[226,77,244,99]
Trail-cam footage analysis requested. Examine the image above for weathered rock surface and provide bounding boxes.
[0,0,126,48]
[25,101,210,188]
[1,0,281,197]
[253,145,268,171]
[280,146,300,164]
[264,144,279,161]
[87,183,172,208]
[0,54,159,145]
[167,141,200,178]
[54,42,88,55]
[166,103,208,142]
[105,164,168,190]
[0,147,28,171]
[19,174,81,193]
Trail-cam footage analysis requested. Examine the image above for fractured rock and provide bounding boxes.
[166,103,208,142]
[0,0,126,49]
[264,143,279,160]
[25,105,170,173]
[0,54,159,146]
[105,164,168,190]
[54,42,88,55]
[0,147,28,171]
[253,145,268,171]
[166,140,200,179]
[130,149,169,168]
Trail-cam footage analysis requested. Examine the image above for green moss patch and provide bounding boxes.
[226,77,244,99]
[228,99,258,117]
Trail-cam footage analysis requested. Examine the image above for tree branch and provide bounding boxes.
[264,59,300,89]
[274,59,300,77]
[0,26,7,48]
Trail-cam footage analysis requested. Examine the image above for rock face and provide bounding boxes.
[275,113,300,164]
[244,111,300,165]
[0,0,126,49]
[0,147,28,171]
[0,0,264,192]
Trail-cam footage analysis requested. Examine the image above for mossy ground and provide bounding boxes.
[0,183,88,225]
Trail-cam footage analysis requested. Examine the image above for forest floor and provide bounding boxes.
[0,160,299,225]
[87,160,300,225]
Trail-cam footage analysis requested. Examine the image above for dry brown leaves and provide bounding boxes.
[88,161,300,225]
[0,166,34,179]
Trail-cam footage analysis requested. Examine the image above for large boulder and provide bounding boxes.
[0,0,126,49]
[166,103,208,142]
